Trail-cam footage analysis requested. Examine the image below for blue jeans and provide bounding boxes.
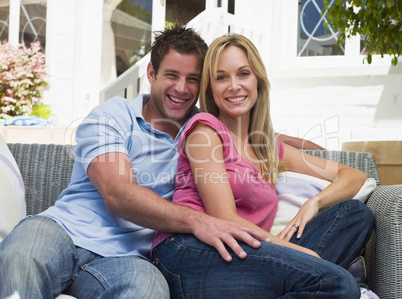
[152,200,374,298]
[0,216,169,299]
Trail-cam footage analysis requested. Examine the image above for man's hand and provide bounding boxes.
[191,213,271,262]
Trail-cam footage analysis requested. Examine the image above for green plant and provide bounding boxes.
[0,41,49,119]
[324,0,401,65]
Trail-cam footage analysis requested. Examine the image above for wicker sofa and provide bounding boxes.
[7,143,402,298]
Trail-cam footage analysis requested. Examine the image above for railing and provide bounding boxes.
[99,52,149,103]
[99,8,265,103]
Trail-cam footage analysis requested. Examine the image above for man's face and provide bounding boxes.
[147,49,203,126]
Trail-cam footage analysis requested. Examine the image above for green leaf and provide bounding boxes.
[324,0,401,66]
[367,54,372,64]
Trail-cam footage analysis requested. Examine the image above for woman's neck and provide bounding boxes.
[218,114,250,141]
[219,113,263,176]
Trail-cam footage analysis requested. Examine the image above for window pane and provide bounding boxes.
[298,0,344,57]
[112,0,152,76]
[166,0,204,24]
[0,2,9,43]
[20,1,47,50]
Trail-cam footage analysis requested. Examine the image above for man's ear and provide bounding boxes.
[147,62,155,84]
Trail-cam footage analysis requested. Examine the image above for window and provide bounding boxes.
[0,0,47,51]
[298,0,344,56]
[20,1,46,49]
[0,4,9,42]
[166,0,204,25]
[112,0,152,76]
[271,0,395,78]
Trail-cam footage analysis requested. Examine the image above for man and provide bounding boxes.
[0,24,271,299]
[0,24,321,298]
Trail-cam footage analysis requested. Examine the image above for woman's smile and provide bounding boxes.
[225,96,247,104]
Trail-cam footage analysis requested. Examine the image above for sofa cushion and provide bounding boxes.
[0,135,26,241]
[271,171,376,235]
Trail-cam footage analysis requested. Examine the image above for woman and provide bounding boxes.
[152,34,374,298]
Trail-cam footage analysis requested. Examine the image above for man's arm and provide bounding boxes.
[276,133,325,150]
[87,152,270,262]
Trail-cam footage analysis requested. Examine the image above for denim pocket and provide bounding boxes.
[153,258,185,299]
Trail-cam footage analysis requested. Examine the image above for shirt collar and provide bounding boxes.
[135,94,200,142]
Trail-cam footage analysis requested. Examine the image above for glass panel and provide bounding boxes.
[20,1,47,51]
[298,0,344,57]
[112,0,152,76]
[166,0,204,25]
[228,0,234,14]
[0,1,10,43]
[360,35,367,56]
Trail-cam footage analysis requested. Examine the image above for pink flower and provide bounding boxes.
[0,41,48,117]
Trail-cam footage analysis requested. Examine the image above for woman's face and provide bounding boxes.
[210,45,258,121]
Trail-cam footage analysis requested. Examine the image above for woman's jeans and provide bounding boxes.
[0,216,169,299]
[152,200,374,298]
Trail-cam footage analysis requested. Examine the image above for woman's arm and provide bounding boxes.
[277,144,368,241]
[275,133,325,150]
[185,123,320,258]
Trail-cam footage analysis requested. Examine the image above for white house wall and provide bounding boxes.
[271,75,402,150]
[101,0,120,93]
[44,0,104,127]
[43,0,77,126]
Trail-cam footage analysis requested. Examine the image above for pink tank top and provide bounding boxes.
[152,113,284,250]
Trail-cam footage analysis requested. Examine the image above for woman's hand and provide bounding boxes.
[278,143,367,242]
[277,197,320,241]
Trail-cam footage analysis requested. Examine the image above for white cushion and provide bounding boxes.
[271,171,376,235]
[0,135,26,242]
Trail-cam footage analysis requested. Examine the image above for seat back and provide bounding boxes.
[304,150,381,185]
[8,143,74,215]
[8,144,380,216]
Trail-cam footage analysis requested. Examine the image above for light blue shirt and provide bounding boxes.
[41,95,196,259]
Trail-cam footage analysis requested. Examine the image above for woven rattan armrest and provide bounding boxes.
[365,184,402,299]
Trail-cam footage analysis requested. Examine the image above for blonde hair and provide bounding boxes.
[199,34,280,185]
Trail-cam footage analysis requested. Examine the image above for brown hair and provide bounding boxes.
[149,23,208,76]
